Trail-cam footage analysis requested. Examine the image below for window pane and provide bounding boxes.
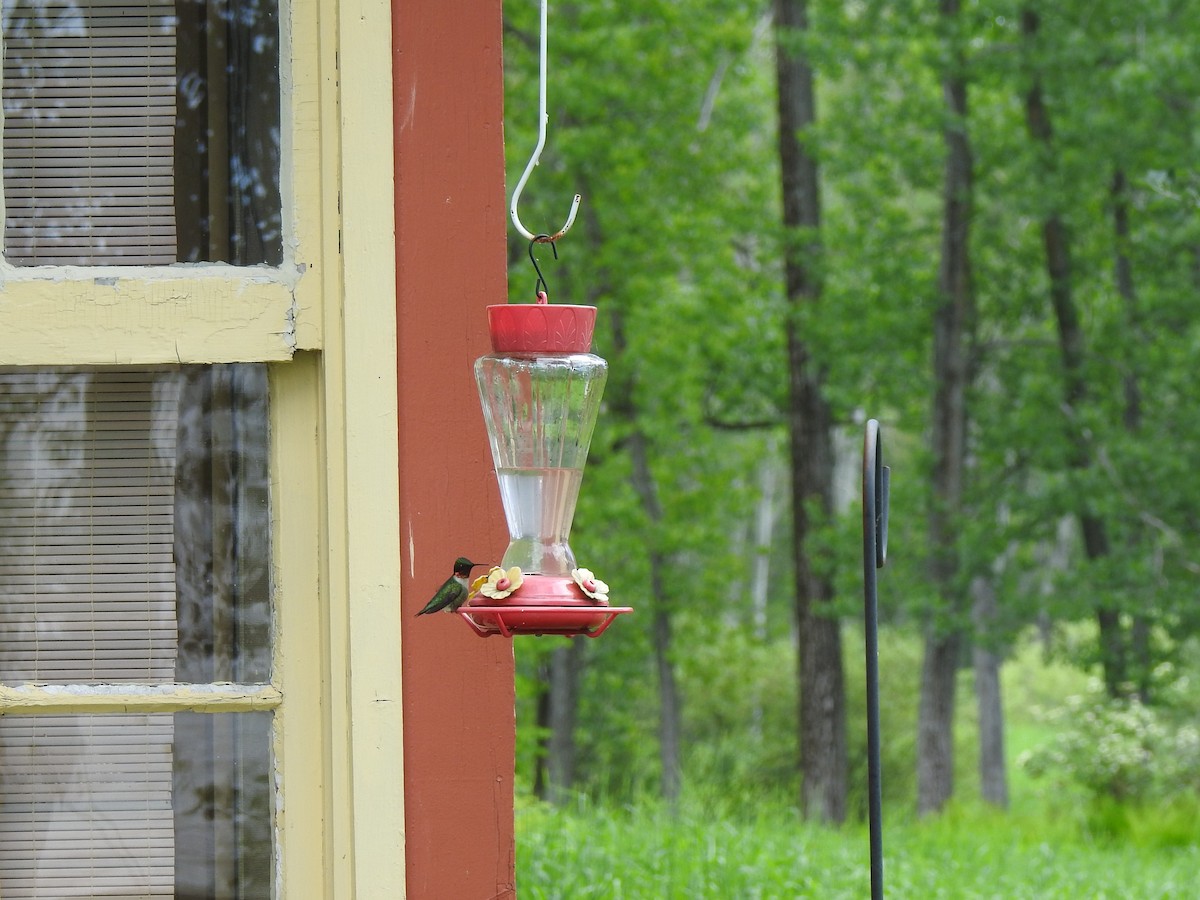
[0,711,273,899]
[0,366,272,685]
[2,0,282,266]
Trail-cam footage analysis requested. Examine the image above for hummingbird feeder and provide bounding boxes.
[457,0,630,638]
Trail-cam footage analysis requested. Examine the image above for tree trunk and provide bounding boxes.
[652,592,682,806]
[751,450,781,740]
[971,575,1009,808]
[629,427,681,807]
[545,640,584,805]
[584,169,685,808]
[773,0,847,824]
[919,0,974,818]
[1111,168,1153,702]
[1111,169,1140,438]
[752,451,780,643]
[916,634,961,816]
[1020,7,1126,697]
[609,305,683,808]
[533,663,550,800]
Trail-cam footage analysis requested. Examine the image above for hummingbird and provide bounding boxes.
[415,557,484,616]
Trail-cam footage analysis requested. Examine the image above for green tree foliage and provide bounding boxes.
[500,0,1200,817]
[505,0,788,805]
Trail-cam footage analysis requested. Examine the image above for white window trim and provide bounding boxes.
[321,0,403,891]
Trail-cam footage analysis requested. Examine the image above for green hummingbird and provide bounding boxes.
[415,557,484,616]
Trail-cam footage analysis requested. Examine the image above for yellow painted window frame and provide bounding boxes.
[0,0,402,894]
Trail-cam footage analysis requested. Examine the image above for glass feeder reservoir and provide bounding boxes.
[462,300,631,637]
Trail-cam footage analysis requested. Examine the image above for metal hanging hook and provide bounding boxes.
[509,0,581,243]
[528,235,557,299]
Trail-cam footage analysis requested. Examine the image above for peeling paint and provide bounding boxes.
[284,294,300,352]
[0,276,301,364]
[408,520,416,576]
[0,682,282,713]
[398,79,417,134]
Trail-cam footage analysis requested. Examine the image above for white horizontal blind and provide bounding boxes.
[0,369,180,684]
[2,0,178,265]
[0,714,174,898]
[0,371,177,896]
[0,369,275,897]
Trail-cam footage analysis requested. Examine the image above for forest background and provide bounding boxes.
[501,0,1200,893]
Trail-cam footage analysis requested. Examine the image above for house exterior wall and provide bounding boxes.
[394,3,517,898]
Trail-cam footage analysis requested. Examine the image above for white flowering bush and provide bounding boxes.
[1019,691,1200,803]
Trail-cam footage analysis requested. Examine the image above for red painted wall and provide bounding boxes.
[394,3,516,897]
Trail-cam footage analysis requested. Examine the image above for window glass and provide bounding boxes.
[0,365,272,686]
[1,0,282,266]
[0,711,273,897]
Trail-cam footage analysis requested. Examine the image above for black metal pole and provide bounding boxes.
[862,419,889,900]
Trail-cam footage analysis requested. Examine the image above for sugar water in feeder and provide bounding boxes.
[462,300,630,637]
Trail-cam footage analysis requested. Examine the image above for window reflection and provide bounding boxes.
[0,365,274,898]
[1,0,282,265]
[0,712,273,898]
[174,365,272,683]
[0,365,272,686]
[174,0,283,264]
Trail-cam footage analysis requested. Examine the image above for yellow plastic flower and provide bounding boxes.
[467,573,489,599]
[571,568,609,603]
[480,565,524,600]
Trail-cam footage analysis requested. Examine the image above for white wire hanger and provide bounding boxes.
[509,0,581,244]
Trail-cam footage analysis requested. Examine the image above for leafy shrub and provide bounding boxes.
[1019,690,1200,807]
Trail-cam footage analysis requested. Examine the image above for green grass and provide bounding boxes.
[517,800,1199,898]
[516,632,1199,897]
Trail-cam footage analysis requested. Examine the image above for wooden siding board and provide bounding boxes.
[394,1,516,897]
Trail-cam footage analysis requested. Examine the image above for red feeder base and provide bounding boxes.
[457,574,631,638]
[459,605,632,638]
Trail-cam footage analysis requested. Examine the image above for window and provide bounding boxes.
[0,368,273,895]
[0,0,311,370]
[3,0,282,266]
[0,0,349,894]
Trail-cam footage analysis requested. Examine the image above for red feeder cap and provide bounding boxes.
[487,302,597,354]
